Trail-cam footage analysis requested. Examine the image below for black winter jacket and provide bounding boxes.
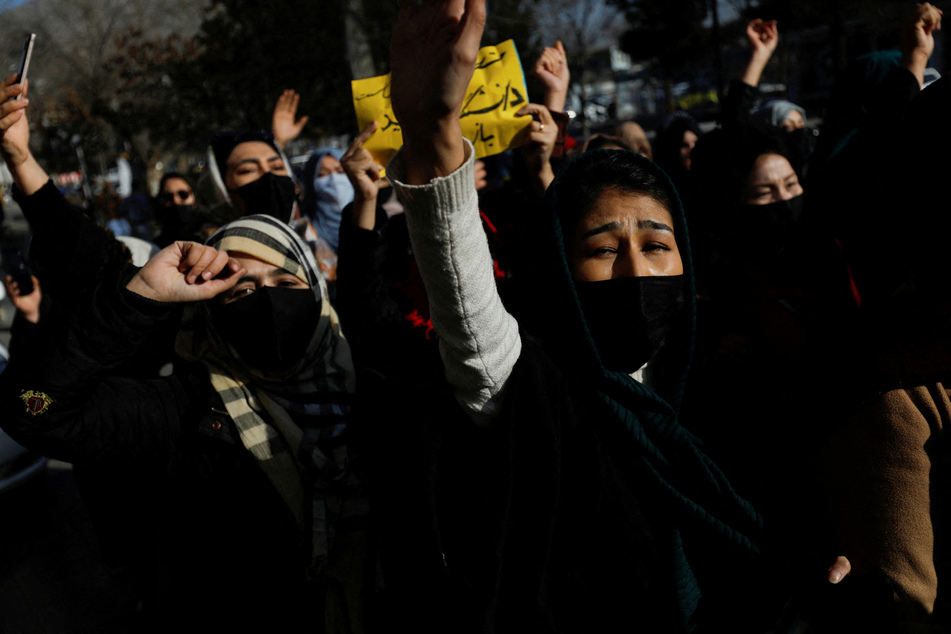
[0,270,317,630]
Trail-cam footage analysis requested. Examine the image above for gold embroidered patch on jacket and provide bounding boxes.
[20,390,54,416]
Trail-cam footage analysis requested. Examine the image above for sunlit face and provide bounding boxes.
[225,141,288,190]
[680,130,698,171]
[742,153,803,206]
[569,188,683,282]
[317,154,344,177]
[216,253,309,304]
[782,109,805,132]
[160,177,195,207]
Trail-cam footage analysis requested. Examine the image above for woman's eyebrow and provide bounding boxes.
[232,268,296,286]
[580,221,622,240]
[231,158,264,169]
[580,219,674,239]
[638,219,674,232]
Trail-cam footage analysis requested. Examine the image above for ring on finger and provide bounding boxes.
[539,123,545,131]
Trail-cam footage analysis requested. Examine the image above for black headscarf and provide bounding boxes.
[206,131,297,221]
[654,114,702,204]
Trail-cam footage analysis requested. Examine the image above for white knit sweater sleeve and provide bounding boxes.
[387,139,522,423]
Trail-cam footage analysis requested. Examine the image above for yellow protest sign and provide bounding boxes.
[351,39,531,165]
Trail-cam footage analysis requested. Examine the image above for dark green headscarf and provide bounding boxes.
[540,149,763,630]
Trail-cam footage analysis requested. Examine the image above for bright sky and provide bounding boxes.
[0,0,31,13]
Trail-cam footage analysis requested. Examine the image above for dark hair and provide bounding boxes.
[209,130,279,181]
[550,149,675,233]
[581,133,630,153]
[158,172,195,196]
[654,114,701,174]
[691,125,802,208]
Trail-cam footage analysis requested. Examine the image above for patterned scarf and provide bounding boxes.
[175,214,360,572]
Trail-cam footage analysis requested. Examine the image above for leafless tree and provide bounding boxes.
[0,0,205,181]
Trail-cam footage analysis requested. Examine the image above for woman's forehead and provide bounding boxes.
[163,177,191,191]
[748,153,796,183]
[227,141,281,168]
[319,154,341,171]
[582,188,674,226]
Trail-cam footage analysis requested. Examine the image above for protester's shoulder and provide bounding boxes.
[502,333,580,415]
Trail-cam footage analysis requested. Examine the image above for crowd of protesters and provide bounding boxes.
[0,0,947,632]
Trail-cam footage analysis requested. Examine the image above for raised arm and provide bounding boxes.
[516,102,559,197]
[0,76,48,195]
[740,19,779,88]
[720,19,778,127]
[0,241,243,463]
[271,89,309,150]
[532,40,570,113]
[388,0,521,421]
[900,2,943,87]
[125,241,245,303]
[341,121,385,231]
[390,0,484,183]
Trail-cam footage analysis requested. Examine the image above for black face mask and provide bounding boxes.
[575,275,685,374]
[209,286,320,375]
[231,172,297,221]
[159,204,194,230]
[737,194,805,256]
[787,127,813,165]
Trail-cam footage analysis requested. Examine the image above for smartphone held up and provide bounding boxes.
[6,33,35,103]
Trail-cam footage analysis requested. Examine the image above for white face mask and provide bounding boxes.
[314,172,355,209]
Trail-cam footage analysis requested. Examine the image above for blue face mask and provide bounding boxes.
[314,172,355,211]
[310,173,354,253]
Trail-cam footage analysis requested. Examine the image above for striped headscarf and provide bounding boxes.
[175,214,359,572]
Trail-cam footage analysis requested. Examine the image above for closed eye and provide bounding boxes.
[587,246,618,258]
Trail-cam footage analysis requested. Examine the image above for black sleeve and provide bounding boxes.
[13,180,84,262]
[13,179,130,305]
[336,202,448,386]
[866,66,922,126]
[7,307,41,362]
[0,270,197,470]
[806,67,923,299]
[720,79,762,128]
[336,203,407,339]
